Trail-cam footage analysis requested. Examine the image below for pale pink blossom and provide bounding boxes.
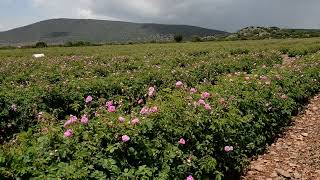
[186,175,194,180]
[11,104,17,112]
[64,115,77,128]
[64,129,73,138]
[80,115,89,125]
[175,81,183,88]
[148,87,156,97]
[121,135,130,142]
[106,101,113,107]
[179,138,186,145]
[204,103,212,111]
[85,96,93,103]
[108,106,116,113]
[201,92,211,99]
[149,106,158,113]
[140,107,149,115]
[131,118,140,125]
[224,146,234,152]
[259,75,268,81]
[198,99,206,105]
[118,116,125,123]
[138,99,144,105]
[190,88,197,94]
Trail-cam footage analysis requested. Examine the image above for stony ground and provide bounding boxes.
[243,95,320,180]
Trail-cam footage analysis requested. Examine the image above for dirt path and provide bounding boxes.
[243,94,320,180]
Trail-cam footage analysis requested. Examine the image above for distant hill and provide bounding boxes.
[0,18,228,45]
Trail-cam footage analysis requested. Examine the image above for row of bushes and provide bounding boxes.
[0,51,319,179]
[280,45,320,57]
[0,51,282,142]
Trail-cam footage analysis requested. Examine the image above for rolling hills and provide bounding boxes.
[0,18,228,45]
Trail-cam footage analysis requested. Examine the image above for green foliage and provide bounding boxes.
[0,38,319,179]
[174,35,183,42]
[229,48,250,55]
[35,42,48,48]
[191,35,202,42]
[220,26,320,42]
[64,41,93,47]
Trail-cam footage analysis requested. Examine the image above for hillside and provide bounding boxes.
[226,26,320,40]
[0,18,228,45]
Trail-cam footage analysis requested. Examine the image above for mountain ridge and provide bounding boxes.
[0,18,228,45]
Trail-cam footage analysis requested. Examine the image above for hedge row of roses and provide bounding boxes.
[0,50,282,142]
[0,52,319,179]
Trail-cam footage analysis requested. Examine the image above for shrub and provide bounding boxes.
[174,35,183,43]
[35,42,47,48]
[0,39,319,179]
[0,53,319,179]
[230,48,250,55]
[64,41,92,47]
[191,35,202,42]
[64,41,73,47]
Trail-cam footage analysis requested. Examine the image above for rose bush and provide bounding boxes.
[0,39,319,179]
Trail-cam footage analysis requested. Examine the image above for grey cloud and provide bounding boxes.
[3,0,320,32]
[87,0,320,31]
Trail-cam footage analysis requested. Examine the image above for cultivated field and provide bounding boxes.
[0,38,320,179]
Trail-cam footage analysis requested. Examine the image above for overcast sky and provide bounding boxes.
[1,0,320,32]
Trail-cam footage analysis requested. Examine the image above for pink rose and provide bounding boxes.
[140,107,149,115]
[198,99,206,105]
[106,101,113,107]
[186,175,194,180]
[138,99,144,105]
[176,81,183,88]
[85,96,93,103]
[148,87,156,97]
[190,88,197,94]
[224,146,234,152]
[121,135,130,142]
[149,106,158,113]
[64,129,73,138]
[179,138,186,145]
[118,116,125,123]
[131,118,140,125]
[80,115,89,125]
[108,106,116,113]
[64,115,77,128]
[204,103,212,111]
[201,92,210,99]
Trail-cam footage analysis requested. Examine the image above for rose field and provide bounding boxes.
[0,38,320,179]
